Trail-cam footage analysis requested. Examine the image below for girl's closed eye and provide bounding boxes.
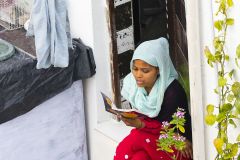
[132,67,138,71]
[141,69,150,73]
[132,66,150,73]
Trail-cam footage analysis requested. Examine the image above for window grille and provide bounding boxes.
[0,0,33,30]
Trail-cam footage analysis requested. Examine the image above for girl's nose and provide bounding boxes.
[136,71,143,78]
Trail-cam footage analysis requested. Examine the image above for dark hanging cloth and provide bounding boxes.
[72,38,96,80]
[0,39,96,123]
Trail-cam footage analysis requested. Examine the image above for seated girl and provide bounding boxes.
[114,37,193,160]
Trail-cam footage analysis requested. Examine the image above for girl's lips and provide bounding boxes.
[136,80,144,85]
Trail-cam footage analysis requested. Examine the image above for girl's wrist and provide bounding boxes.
[137,120,144,129]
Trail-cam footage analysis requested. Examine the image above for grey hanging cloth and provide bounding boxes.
[27,0,72,69]
[72,38,96,79]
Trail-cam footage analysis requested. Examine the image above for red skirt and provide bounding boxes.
[114,118,192,160]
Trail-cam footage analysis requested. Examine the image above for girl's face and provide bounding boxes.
[132,59,159,93]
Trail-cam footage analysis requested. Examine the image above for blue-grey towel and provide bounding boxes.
[27,0,72,69]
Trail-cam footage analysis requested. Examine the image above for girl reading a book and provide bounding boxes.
[114,37,193,160]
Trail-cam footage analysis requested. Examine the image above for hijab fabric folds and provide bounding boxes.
[121,37,178,118]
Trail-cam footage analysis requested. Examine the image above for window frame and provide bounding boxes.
[185,0,206,159]
[106,1,207,159]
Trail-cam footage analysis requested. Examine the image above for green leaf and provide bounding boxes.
[213,38,223,52]
[204,47,215,61]
[218,71,223,76]
[207,104,215,114]
[229,119,237,128]
[214,20,223,31]
[221,103,233,112]
[237,44,240,59]
[218,77,227,87]
[205,114,216,125]
[214,88,219,94]
[219,2,226,14]
[229,114,237,119]
[235,98,240,112]
[214,138,224,154]
[216,113,226,122]
[232,82,240,96]
[178,125,185,133]
[165,148,174,153]
[226,142,233,150]
[208,60,214,67]
[227,0,234,6]
[230,143,238,157]
[225,54,230,61]
[215,52,222,62]
[237,154,240,160]
[235,58,240,68]
[227,94,234,102]
[213,37,221,48]
[220,131,228,142]
[228,69,234,79]
[237,134,240,142]
[226,18,234,25]
[223,154,231,159]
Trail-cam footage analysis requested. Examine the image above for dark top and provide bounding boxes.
[154,79,192,141]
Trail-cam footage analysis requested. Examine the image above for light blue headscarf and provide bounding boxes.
[121,37,178,118]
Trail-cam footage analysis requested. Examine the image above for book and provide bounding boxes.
[101,92,144,119]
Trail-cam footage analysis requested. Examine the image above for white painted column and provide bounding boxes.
[185,0,206,159]
[186,0,229,159]
[199,1,219,159]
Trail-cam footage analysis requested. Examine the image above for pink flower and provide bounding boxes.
[173,134,186,142]
[179,136,186,142]
[175,111,185,118]
[162,121,170,128]
[178,108,185,112]
[159,134,168,139]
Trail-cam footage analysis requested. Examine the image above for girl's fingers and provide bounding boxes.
[182,140,193,159]
[181,151,187,158]
[189,149,193,159]
[117,114,122,121]
[185,149,190,158]
[121,117,141,128]
[186,141,193,159]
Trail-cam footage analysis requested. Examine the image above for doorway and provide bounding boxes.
[108,0,189,107]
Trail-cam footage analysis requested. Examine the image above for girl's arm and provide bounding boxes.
[120,116,162,135]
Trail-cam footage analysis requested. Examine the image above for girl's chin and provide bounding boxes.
[136,84,144,87]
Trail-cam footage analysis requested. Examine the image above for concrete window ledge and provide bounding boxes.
[95,119,132,143]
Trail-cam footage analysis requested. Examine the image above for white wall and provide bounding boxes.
[211,0,240,156]
[68,0,240,159]
[187,1,240,159]
[68,0,94,46]
[198,1,219,159]
[68,1,120,160]
[185,1,206,159]
[208,1,240,159]
[193,1,240,159]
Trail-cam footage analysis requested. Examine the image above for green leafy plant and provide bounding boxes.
[204,0,240,159]
[157,108,186,160]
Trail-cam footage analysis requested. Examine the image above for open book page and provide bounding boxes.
[101,92,145,119]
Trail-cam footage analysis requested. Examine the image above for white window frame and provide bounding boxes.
[186,1,207,160]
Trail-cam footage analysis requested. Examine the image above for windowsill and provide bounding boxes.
[95,119,132,143]
[0,27,36,58]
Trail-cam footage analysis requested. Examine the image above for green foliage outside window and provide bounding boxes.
[204,0,240,159]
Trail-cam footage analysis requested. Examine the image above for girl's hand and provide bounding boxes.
[181,139,193,159]
[117,115,144,129]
